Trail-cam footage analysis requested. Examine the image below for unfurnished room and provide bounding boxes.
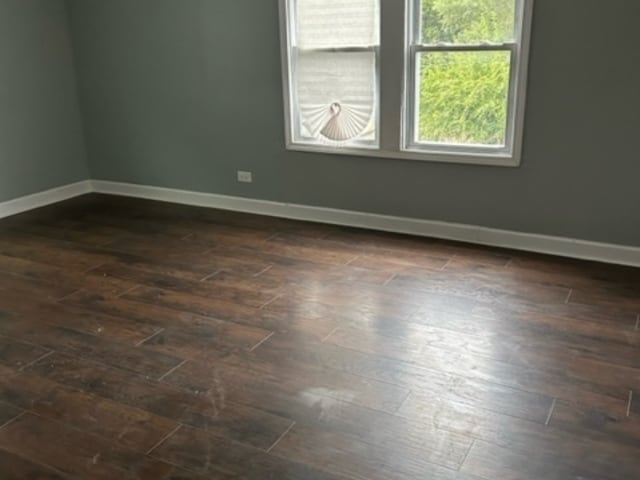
[0,0,639,479]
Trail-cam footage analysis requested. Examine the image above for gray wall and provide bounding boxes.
[67,0,640,247]
[0,0,88,202]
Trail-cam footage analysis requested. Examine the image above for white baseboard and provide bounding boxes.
[91,180,640,268]
[0,180,92,220]
[2,180,638,267]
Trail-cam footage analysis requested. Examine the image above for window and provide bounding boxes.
[282,0,380,148]
[279,0,533,166]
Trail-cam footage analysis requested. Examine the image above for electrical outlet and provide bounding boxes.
[237,171,252,183]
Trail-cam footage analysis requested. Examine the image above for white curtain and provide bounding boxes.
[294,0,379,143]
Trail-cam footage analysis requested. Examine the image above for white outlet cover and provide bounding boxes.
[237,171,252,183]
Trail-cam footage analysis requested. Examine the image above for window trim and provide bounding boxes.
[279,0,535,167]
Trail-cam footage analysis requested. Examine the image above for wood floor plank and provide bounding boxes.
[0,317,183,379]
[510,344,640,394]
[461,440,578,480]
[569,286,640,311]
[231,331,453,389]
[0,335,50,370]
[150,423,353,480]
[462,435,640,480]
[160,358,416,441]
[0,298,160,345]
[27,353,294,450]
[0,220,123,248]
[409,287,637,329]
[403,398,640,480]
[103,234,212,261]
[0,371,179,452]
[326,322,513,364]
[261,294,391,338]
[409,306,639,348]
[400,380,552,423]
[62,289,335,343]
[119,287,342,340]
[0,254,137,297]
[508,330,640,371]
[276,286,421,322]
[184,223,277,246]
[163,355,411,414]
[271,421,472,480]
[323,317,632,417]
[230,332,551,424]
[0,271,77,301]
[324,227,506,269]
[91,234,272,279]
[0,413,230,480]
[388,268,571,305]
[405,294,640,386]
[139,322,272,360]
[0,449,71,480]
[208,261,393,290]
[0,402,22,427]
[123,285,277,317]
[547,398,640,449]
[507,254,640,288]
[89,258,219,283]
[74,215,196,242]
[62,291,231,331]
[89,262,278,308]
[227,233,359,267]
[0,231,136,272]
[350,249,450,271]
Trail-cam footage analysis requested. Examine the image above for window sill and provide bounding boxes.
[285,143,521,167]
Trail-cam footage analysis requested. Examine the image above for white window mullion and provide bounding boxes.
[504,44,518,158]
[378,0,406,154]
[511,0,536,168]
[414,44,516,52]
[279,0,295,147]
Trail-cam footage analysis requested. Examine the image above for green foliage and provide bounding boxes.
[418,0,515,145]
[421,0,515,44]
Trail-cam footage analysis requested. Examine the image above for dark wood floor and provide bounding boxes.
[0,194,638,480]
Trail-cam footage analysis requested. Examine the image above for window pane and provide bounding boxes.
[421,0,516,44]
[295,51,376,143]
[417,51,510,146]
[295,0,379,49]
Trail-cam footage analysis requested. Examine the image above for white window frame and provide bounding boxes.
[279,0,534,167]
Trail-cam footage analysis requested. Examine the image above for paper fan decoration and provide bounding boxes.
[299,102,374,142]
